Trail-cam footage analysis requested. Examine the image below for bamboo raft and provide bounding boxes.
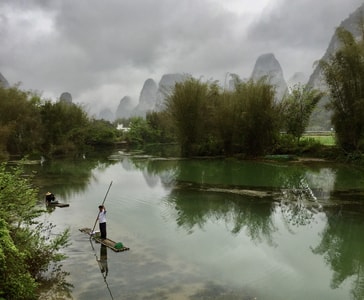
[79,227,130,252]
[47,202,70,207]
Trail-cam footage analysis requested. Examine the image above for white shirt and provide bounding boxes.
[98,209,107,223]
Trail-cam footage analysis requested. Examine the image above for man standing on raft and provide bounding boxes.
[98,205,107,239]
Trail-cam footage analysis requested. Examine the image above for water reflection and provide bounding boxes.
[312,209,364,300]
[122,155,364,298]
[124,156,337,234]
[90,240,114,300]
[45,202,57,213]
[168,189,277,245]
[97,244,109,277]
[96,244,114,300]
[24,150,118,202]
[31,153,364,299]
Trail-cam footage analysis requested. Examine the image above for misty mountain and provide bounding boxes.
[287,72,308,91]
[113,73,188,119]
[0,72,9,88]
[308,3,364,89]
[115,96,134,120]
[132,78,158,118]
[307,3,364,130]
[59,92,73,104]
[154,73,189,111]
[99,108,114,122]
[251,53,288,101]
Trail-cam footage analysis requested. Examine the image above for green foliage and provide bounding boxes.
[297,138,324,155]
[0,85,123,158]
[275,133,339,159]
[162,76,282,157]
[146,111,175,144]
[165,77,212,156]
[0,218,38,300]
[0,162,70,299]
[0,86,43,156]
[214,90,240,155]
[275,134,299,154]
[234,77,281,156]
[320,26,364,153]
[84,119,117,146]
[40,101,90,154]
[126,117,159,145]
[165,77,224,156]
[0,164,43,228]
[281,84,324,143]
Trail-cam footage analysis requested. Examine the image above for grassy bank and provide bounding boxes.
[302,132,335,146]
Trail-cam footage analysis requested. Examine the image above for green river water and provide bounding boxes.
[28,150,364,300]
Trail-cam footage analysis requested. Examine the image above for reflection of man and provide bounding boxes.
[98,244,108,276]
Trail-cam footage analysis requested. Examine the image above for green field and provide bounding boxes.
[302,134,336,146]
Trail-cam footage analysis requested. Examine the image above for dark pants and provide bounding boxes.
[99,222,107,239]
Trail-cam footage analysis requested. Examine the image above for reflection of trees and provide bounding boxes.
[122,152,364,300]
[26,151,117,200]
[126,156,342,244]
[168,188,277,245]
[312,165,364,300]
[22,149,364,299]
[312,210,364,300]
[129,158,180,187]
[279,178,316,228]
[330,166,364,202]
[278,167,336,229]
[228,196,277,245]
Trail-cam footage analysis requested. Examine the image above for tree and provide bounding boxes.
[40,101,90,154]
[84,119,117,146]
[164,75,281,157]
[281,84,324,143]
[146,111,175,144]
[214,90,241,155]
[0,85,43,156]
[126,117,157,145]
[0,162,70,299]
[234,77,280,156]
[165,77,212,156]
[0,218,38,299]
[320,26,364,153]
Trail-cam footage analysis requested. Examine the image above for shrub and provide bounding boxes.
[0,161,70,299]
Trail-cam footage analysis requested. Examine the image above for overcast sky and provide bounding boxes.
[1,0,363,115]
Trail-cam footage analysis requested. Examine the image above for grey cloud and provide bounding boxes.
[245,0,364,75]
[248,0,364,45]
[1,0,364,114]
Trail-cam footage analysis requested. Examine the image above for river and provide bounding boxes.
[29,150,364,300]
